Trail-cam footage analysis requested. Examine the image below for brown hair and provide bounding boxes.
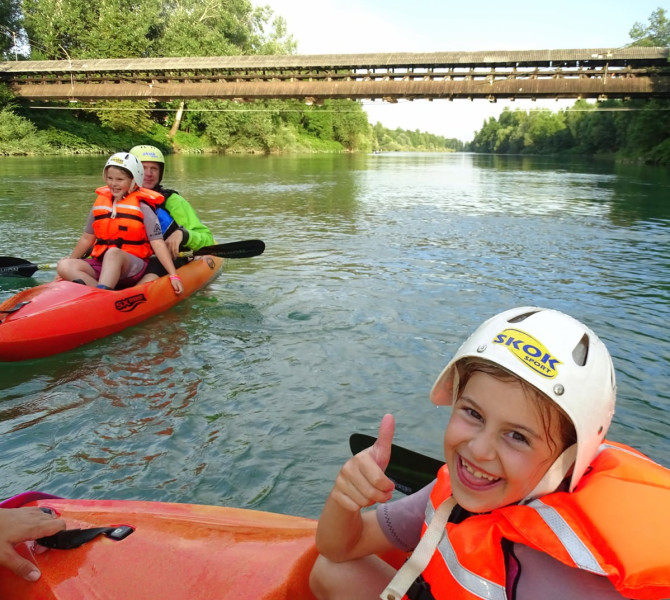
[456,359,576,455]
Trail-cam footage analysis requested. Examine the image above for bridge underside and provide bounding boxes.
[11,76,670,102]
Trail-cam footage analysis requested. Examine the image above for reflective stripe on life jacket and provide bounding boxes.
[90,187,163,260]
[417,441,670,600]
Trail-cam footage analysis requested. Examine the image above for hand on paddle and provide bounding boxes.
[331,414,396,512]
[165,229,184,258]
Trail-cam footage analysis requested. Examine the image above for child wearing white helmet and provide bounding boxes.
[129,145,214,283]
[310,307,670,600]
[57,152,184,294]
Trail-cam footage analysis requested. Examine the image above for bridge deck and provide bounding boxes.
[1,48,668,102]
[1,48,667,74]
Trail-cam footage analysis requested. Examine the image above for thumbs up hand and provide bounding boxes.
[330,414,396,512]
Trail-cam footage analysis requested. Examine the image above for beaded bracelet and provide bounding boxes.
[169,275,182,281]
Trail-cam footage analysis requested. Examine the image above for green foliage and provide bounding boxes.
[468,96,670,165]
[646,137,670,164]
[0,107,36,140]
[0,0,23,58]
[94,100,156,134]
[373,122,464,152]
[6,3,667,161]
[0,107,50,154]
[0,83,17,109]
[629,7,670,47]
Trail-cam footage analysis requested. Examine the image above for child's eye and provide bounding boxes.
[463,407,483,421]
[509,431,530,445]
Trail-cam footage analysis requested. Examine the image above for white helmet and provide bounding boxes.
[103,152,144,191]
[430,306,616,496]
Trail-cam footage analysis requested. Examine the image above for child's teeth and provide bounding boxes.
[462,459,498,481]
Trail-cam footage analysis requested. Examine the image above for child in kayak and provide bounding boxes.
[310,306,670,600]
[129,145,214,283]
[57,152,183,294]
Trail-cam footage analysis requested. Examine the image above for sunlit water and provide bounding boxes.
[1,152,669,518]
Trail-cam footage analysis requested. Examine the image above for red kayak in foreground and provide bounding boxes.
[0,495,318,600]
[0,256,224,361]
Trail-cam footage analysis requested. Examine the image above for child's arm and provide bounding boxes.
[68,232,96,259]
[315,414,397,562]
[150,239,184,295]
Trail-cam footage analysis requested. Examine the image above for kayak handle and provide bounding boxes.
[37,525,134,549]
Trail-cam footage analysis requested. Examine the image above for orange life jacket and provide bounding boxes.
[90,187,164,260]
[418,441,670,600]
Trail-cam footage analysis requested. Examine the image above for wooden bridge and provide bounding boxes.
[1,47,669,103]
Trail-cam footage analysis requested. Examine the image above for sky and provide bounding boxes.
[252,0,668,141]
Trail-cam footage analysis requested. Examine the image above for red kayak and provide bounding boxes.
[0,494,318,600]
[0,256,224,361]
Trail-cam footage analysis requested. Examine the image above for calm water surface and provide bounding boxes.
[0,152,669,518]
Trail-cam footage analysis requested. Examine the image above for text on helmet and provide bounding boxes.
[492,328,562,379]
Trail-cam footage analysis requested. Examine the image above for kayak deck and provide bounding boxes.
[0,498,318,600]
[0,256,224,361]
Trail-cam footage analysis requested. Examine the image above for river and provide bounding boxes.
[0,152,669,518]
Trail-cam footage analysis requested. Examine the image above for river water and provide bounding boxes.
[0,152,669,519]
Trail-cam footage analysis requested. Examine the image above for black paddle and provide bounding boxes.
[0,239,266,278]
[349,433,444,495]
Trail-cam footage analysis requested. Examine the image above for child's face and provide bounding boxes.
[443,370,562,513]
[105,166,133,199]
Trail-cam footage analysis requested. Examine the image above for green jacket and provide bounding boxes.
[156,186,215,251]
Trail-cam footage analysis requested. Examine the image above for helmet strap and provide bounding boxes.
[522,443,577,503]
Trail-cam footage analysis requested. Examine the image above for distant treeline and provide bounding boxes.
[468,99,670,165]
[372,122,464,152]
[467,8,670,165]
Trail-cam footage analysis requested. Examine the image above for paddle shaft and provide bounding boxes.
[0,239,265,278]
[349,433,444,495]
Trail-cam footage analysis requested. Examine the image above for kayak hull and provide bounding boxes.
[0,497,318,600]
[0,256,224,361]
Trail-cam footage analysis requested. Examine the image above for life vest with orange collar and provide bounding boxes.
[412,441,670,600]
[90,186,164,260]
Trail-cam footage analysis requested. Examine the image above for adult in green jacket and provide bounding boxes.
[130,145,215,282]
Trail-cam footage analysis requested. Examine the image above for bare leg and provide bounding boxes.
[137,272,160,284]
[309,554,396,600]
[97,248,134,289]
[56,258,98,286]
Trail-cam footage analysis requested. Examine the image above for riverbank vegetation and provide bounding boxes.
[0,93,465,155]
[470,8,670,165]
[0,0,463,156]
[469,99,670,165]
[0,2,667,162]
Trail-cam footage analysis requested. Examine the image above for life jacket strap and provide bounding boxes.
[380,497,456,600]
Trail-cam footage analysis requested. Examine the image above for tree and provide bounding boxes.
[21,0,162,59]
[154,0,294,58]
[0,0,23,59]
[629,7,670,47]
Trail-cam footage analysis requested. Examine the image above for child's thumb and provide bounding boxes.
[370,413,395,471]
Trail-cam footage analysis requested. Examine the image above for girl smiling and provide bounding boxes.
[310,307,670,600]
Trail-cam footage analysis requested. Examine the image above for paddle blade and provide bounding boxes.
[349,433,444,495]
[194,240,265,259]
[0,257,39,278]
